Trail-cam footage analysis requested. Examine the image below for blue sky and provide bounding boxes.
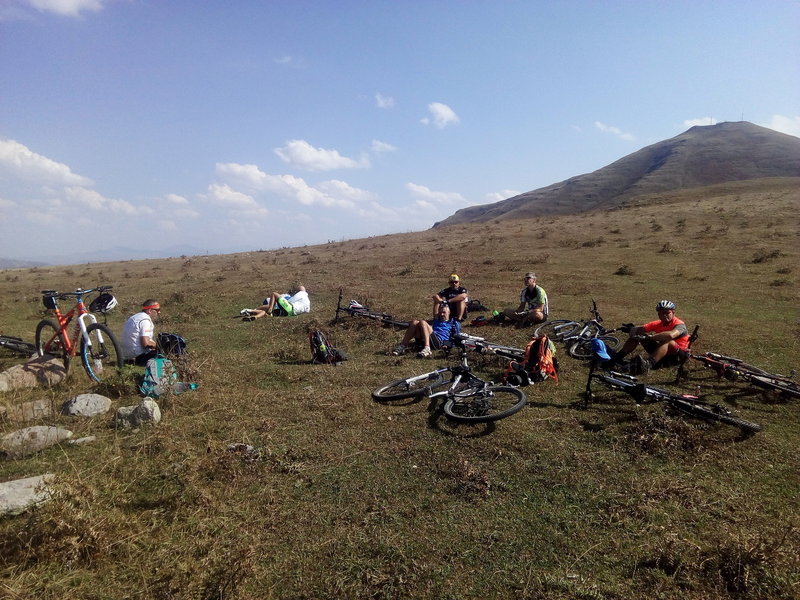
[1,0,798,261]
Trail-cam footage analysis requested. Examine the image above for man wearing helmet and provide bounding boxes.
[610,300,690,375]
[432,274,469,321]
[121,299,161,365]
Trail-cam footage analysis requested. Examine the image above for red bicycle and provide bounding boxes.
[35,286,123,382]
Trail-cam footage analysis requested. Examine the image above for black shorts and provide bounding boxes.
[429,333,444,350]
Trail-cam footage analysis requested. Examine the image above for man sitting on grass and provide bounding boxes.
[609,299,690,375]
[241,285,310,321]
[392,302,460,358]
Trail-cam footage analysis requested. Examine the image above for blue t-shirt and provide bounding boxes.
[430,318,460,344]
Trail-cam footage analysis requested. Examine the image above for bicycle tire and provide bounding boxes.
[534,320,580,342]
[372,371,446,401]
[747,375,800,399]
[568,335,621,360]
[81,323,123,383]
[35,319,71,373]
[443,385,527,423]
[0,336,37,356]
[668,398,761,433]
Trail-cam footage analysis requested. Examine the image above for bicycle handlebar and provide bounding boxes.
[41,285,113,298]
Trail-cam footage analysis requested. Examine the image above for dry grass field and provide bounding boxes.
[0,177,798,599]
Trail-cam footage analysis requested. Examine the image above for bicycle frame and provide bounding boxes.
[43,293,98,356]
[583,359,761,432]
[333,288,410,328]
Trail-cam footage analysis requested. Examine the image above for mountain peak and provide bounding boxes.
[434,122,800,227]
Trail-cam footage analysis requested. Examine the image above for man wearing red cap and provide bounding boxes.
[121,299,161,365]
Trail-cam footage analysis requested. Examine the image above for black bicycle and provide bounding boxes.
[333,289,410,328]
[584,361,761,433]
[0,335,38,357]
[372,333,527,423]
[534,299,624,360]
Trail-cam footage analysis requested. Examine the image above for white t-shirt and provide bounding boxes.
[121,311,154,359]
[286,290,310,314]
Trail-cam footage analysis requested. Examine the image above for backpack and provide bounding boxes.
[309,329,348,365]
[157,332,187,357]
[502,335,559,386]
[139,357,178,397]
[139,356,199,397]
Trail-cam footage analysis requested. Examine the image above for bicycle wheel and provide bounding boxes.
[0,336,37,356]
[35,319,71,373]
[669,399,761,434]
[81,323,123,382]
[747,375,800,400]
[534,320,580,342]
[568,335,621,360]
[443,385,527,423]
[372,371,446,401]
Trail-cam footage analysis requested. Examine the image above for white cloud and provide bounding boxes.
[763,114,800,138]
[371,139,396,153]
[486,189,521,203]
[421,102,460,128]
[405,182,465,205]
[158,220,178,231]
[0,138,93,187]
[214,163,367,209]
[27,0,105,17]
[206,183,265,213]
[683,117,718,127]
[274,139,369,171]
[594,122,635,141]
[165,193,189,205]
[64,186,144,215]
[375,92,395,108]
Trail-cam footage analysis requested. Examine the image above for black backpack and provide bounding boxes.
[157,332,187,357]
[309,329,347,365]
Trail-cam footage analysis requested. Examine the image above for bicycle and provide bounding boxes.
[333,289,410,328]
[688,351,800,399]
[0,334,38,357]
[371,332,527,423]
[533,299,624,360]
[35,286,123,382]
[583,359,762,434]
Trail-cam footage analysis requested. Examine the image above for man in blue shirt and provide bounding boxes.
[392,302,461,358]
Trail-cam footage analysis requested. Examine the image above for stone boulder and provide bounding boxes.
[61,393,112,417]
[1,399,52,423]
[0,474,55,516]
[115,398,161,429]
[1,426,73,459]
[0,356,67,392]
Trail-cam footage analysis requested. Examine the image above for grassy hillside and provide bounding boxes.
[1,179,798,599]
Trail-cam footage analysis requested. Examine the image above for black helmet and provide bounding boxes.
[90,292,118,314]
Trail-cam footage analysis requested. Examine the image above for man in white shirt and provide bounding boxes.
[121,299,161,364]
[241,285,310,320]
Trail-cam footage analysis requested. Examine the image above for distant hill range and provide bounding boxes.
[434,121,800,227]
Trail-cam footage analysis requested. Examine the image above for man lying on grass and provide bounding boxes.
[240,285,310,321]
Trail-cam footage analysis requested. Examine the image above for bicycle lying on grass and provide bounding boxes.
[688,351,800,399]
[534,299,625,360]
[584,352,762,434]
[333,289,410,328]
[36,286,123,382]
[372,332,527,423]
[0,335,37,357]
